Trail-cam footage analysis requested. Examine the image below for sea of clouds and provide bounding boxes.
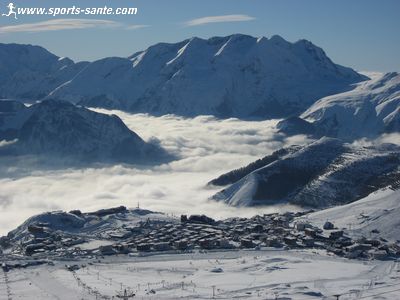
[0,110,312,235]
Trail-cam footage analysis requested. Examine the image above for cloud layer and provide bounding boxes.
[0,13,255,34]
[125,24,150,30]
[4,110,399,235]
[0,19,148,33]
[0,110,310,235]
[184,14,255,26]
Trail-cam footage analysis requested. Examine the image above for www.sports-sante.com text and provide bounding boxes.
[19,6,138,16]
[2,5,138,18]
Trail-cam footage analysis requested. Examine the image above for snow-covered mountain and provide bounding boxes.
[0,100,167,163]
[42,34,365,118]
[211,138,400,208]
[300,72,400,138]
[0,43,88,100]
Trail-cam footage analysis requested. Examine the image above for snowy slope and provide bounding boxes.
[301,72,400,138]
[212,138,400,207]
[3,249,399,300]
[0,100,167,163]
[0,43,88,100]
[47,34,366,118]
[302,188,400,242]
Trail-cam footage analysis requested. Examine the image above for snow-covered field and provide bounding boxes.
[2,250,400,300]
[0,111,309,235]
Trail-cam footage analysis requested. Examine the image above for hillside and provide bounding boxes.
[0,100,167,163]
[211,138,400,208]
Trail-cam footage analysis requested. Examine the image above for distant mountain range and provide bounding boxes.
[0,35,366,118]
[0,100,167,163]
[210,138,400,208]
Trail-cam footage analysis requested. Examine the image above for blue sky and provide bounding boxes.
[0,0,399,72]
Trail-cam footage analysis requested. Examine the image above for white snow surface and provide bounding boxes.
[2,250,400,299]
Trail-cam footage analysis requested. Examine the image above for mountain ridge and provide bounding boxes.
[299,72,400,138]
[0,43,89,101]
[0,35,367,118]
